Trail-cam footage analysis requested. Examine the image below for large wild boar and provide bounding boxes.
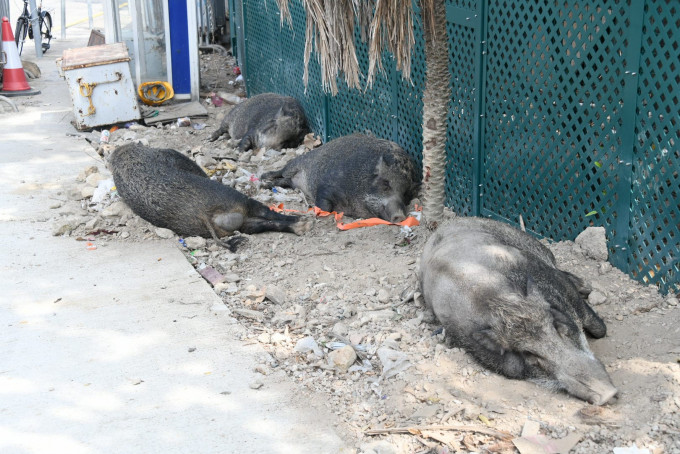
[261,134,419,223]
[108,143,312,251]
[419,217,618,405]
[208,93,310,151]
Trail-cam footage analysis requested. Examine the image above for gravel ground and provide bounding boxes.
[49,51,680,454]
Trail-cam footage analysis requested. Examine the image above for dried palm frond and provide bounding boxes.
[275,0,423,94]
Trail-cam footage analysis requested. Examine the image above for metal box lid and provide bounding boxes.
[61,43,131,71]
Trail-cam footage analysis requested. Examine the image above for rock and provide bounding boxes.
[224,273,241,283]
[232,308,264,321]
[361,309,394,322]
[615,314,624,321]
[588,290,608,306]
[85,172,107,188]
[365,288,377,297]
[575,226,608,261]
[195,154,217,168]
[249,380,263,390]
[120,231,130,239]
[265,285,286,305]
[360,440,398,454]
[332,322,349,338]
[101,201,129,218]
[666,295,678,307]
[77,165,99,182]
[80,185,95,199]
[52,221,75,236]
[328,345,357,372]
[377,288,390,304]
[294,336,323,357]
[84,216,99,231]
[185,236,207,249]
[270,332,288,344]
[155,228,175,239]
[257,333,271,344]
[599,261,613,274]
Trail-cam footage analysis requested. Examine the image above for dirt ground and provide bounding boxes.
[51,51,679,454]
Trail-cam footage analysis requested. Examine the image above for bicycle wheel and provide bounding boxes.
[40,12,52,53]
[14,17,28,56]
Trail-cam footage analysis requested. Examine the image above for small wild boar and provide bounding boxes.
[208,92,310,151]
[261,134,419,223]
[419,217,618,405]
[108,143,312,251]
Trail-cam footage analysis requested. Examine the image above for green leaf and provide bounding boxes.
[585,210,598,217]
[594,161,602,168]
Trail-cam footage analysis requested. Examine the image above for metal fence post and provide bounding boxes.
[28,0,41,58]
[0,0,10,20]
[61,0,66,39]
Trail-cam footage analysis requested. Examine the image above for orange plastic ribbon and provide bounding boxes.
[270,203,420,231]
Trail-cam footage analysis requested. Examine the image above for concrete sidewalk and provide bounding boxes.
[0,27,349,454]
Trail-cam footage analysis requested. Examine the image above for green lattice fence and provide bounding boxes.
[233,0,679,293]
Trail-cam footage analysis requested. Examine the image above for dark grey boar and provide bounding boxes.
[108,143,312,251]
[260,134,418,223]
[208,93,310,151]
[419,217,617,405]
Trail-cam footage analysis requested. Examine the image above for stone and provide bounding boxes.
[588,290,608,306]
[101,201,129,218]
[575,226,608,261]
[360,441,398,454]
[185,236,207,249]
[155,228,175,239]
[120,231,130,239]
[232,308,264,321]
[77,166,99,182]
[257,333,271,344]
[377,288,390,304]
[80,185,95,199]
[85,172,107,188]
[328,345,357,372]
[195,154,217,168]
[265,285,286,305]
[249,380,263,390]
[270,332,288,344]
[224,273,241,283]
[52,221,75,236]
[599,262,613,274]
[332,322,349,338]
[666,295,678,307]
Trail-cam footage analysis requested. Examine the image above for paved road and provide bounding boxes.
[0,23,349,454]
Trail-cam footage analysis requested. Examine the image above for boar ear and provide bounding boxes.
[472,328,504,354]
[374,155,387,177]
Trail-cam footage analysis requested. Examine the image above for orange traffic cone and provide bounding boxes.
[1,16,40,96]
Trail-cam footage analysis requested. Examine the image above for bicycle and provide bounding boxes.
[14,0,52,56]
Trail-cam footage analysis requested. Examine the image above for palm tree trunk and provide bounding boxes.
[420,0,449,227]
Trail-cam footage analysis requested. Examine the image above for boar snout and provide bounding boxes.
[383,199,407,224]
[556,348,618,405]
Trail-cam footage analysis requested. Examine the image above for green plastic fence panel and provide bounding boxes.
[242,0,282,95]
[395,3,425,175]
[480,2,636,249]
[326,36,397,143]
[445,0,485,216]
[629,0,680,293]
[277,1,328,140]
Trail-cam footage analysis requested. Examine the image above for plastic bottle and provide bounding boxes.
[99,130,110,143]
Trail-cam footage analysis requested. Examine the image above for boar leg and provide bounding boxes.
[469,329,527,378]
[204,213,247,252]
[564,271,592,298]
[208,125,230,142]
[259,169,293,189]
[240,217,311,236]
[237,134,255,152]
[580,302,607,338]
